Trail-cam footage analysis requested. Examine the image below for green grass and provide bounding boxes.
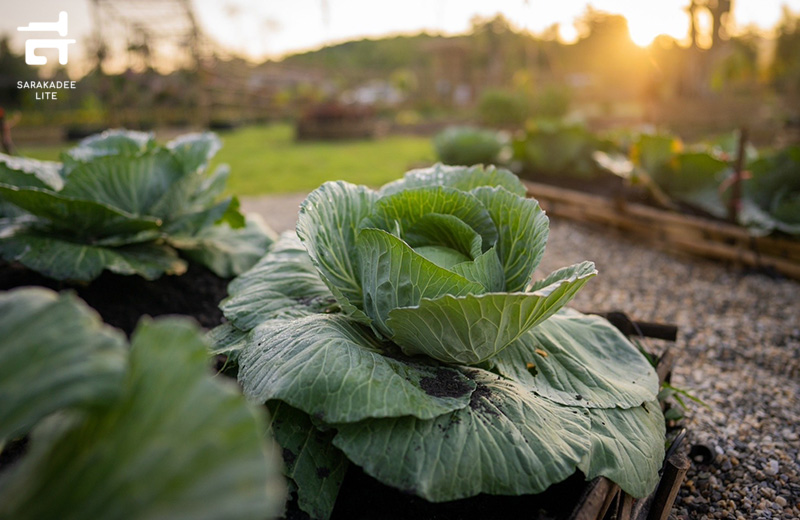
[18,123,436,195]
[16,143,63,162]
[215,125,435,194]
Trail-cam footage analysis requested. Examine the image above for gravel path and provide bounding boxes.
[539,219,800,520]
[244,193,800,519]
[241,193,307,236]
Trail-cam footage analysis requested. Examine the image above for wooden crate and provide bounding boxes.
[524,181,800,280]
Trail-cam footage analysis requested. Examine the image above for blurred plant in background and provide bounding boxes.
[433,126,507,166]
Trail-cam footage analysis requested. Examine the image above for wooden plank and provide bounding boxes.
[527,180,800,251]
[524,180,800,280]
[567,478,618,520]
[657,348,675,385]
[618,493,634,520]
[670,236,800,278]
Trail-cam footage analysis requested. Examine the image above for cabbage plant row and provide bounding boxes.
[625,133,800,236]
[436,122,800,236]
[213,164,666,519]
[0,129,667,519]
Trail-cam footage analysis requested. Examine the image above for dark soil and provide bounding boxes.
[328,464,591,520]
[0,261,230,336]
[0,436,29,472]
[419,369,474,399]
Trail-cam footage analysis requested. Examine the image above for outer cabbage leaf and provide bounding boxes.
[169,214,275,277]
[238,314,476,423]
[739,146,800,235]
[208,322,249,361]
[363,186,498,250]
[187,164,231,209]
[653,152,728,196]
[62,129,154,164]
[297,181,376,323]
[0,230,187,281]
[379,164,526,198]
[472,186,549,292]
[490,309,659,408]
[0,288,126,441]
[161,196,233,235]
[357,228,484,336]
[332,368,590,502]
[0,154,63,190]
[0,318,286,520]
[268,402,348,520]
[220,232,336,331]
[578,400,665,498]
[386,262,597,365]
[167,132,222,174]
[60,150,184,216]
[0,184,161,237]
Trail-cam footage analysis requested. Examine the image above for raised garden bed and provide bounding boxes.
[295,102,378,141]
[524,180,800,280]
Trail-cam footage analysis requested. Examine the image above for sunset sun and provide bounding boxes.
[623,7,690,47]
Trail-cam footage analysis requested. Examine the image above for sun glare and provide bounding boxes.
[623,6,690,47]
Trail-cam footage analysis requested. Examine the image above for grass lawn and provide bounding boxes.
[18,123,436,195]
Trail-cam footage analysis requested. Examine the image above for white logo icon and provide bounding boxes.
[17,11,76,66]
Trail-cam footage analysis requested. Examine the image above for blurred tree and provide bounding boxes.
[710,33,761,93]
[708,0,733,48]
[771,8,800,96]
[469,15,517,86]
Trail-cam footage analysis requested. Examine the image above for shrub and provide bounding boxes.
[433,126,506,166]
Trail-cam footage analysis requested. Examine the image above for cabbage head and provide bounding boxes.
[213,164,665,520]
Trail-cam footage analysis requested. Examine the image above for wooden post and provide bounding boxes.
[728,128,748,223]
[643,453,691,520]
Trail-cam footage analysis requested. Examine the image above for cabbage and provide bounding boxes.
[0,130,274,281]
[214,164,664,519]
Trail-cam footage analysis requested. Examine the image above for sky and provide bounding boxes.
[1,0,799,76]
